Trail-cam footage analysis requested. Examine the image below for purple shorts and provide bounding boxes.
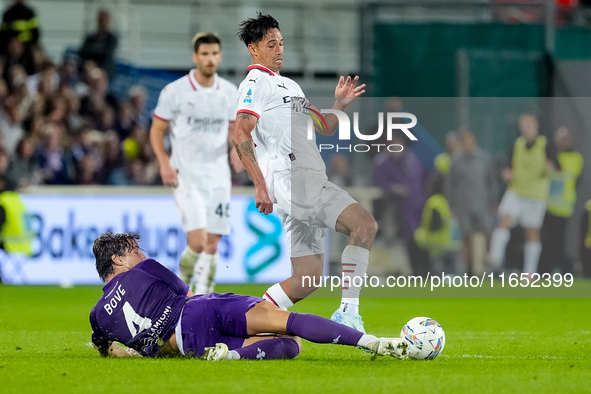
[179,292,263,357]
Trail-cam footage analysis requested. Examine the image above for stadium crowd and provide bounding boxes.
[0,2,160,189]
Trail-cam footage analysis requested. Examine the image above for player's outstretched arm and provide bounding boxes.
[315,75,366,137]
[150,116,178,188]
[232,112,273,214]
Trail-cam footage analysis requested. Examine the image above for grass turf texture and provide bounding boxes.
[1,283,590,393]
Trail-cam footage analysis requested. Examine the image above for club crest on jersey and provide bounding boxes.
[243,89,253,103]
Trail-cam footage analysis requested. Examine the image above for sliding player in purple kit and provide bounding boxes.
[89,231,408,360]
[233,13,373,332]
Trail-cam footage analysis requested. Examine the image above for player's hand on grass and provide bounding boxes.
[255,185,273,214]
[334,75,366,108]
[160,162,178,188]
[108,341,143,358]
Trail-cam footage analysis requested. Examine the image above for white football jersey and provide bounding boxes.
[236,64,326,186]
[154,71,237,184]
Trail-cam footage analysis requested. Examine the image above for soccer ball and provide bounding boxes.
[400,317,445,360]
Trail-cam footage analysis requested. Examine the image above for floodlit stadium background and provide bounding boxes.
[2,0,591,286]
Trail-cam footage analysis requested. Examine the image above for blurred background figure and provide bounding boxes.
[327,153,353,188]
[489,112,550,275]
[34,122,75,185]
[448,130,497,276]
[539,126,583,275]
[78,9,117,81]
[579,199,591,278]
[0,0,40,77]
[374,134,429,276]
[434,131,461,176]
[6,136,39,189]
[414,173,460,274]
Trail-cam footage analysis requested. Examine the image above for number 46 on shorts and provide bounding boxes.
[215,203,230,218]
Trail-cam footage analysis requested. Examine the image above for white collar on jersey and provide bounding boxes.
[247,64,276,76]
[188,69,219,90]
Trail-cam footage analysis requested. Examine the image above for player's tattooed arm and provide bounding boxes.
[233,110,273,214]
[236,141,257,163]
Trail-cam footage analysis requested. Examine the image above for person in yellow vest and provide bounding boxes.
[579,199,591,278]
[0,174,32,258]
[538,127,583,274]
[414,175,461,268]
[489,112,553,275]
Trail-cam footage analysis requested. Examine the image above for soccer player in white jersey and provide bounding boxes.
[150,33,240,294]
[233,13,373,332]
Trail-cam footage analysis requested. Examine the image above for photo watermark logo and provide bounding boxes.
[295,98,419,153]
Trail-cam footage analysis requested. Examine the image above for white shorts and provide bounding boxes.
[498,190,546,229]
[272,169,357,258]
[172,178,231,235]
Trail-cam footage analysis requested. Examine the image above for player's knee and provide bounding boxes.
[281,337,301,359]
[187,242,206,254]
[353,216,378,243]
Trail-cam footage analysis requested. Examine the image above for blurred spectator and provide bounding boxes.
[128,85,150,129]
[0,91,25,154]
[79,67,118,126]
[101,130,124,181]
[106,157,145,186]
[114,101,136,140]
[3,31,34,80]
[6,136,39,188]
[434,131,461,176]
[373,135,429,276]
[448,130,497,276]
[0,0,40,77]
[34,122,76,184]
[539,127,583,275]
[96,106,115,133]
[71,126,105,182]
[414,173,460,273]
[579,199,591,278]
[0,172,33,258]
[0,0,39,49]
[327,153,353,188]
[78,9,118,80]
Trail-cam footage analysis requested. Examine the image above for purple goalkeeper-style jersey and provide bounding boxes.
[89,259,189,357]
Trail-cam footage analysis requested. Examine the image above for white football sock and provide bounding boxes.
[179,246,200,284]
[191,254,213,295]
[357,334,379,348]
[523,241,542,274]
[226,350,240,360]
[263,283,294,311]
[207,252,218,293]
[489,228,510,268]
[339,245,369,315]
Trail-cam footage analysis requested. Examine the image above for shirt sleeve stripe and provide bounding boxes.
[236,109,260,119]
[153,114,170,122]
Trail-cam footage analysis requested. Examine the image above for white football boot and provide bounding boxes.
[201,343,230,361]
[330,310,366,333]
[366,338,409,360]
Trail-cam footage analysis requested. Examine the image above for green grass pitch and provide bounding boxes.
[1,283,590,393]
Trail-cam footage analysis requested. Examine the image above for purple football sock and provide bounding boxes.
[235,337,300,360]
[286,313,363,346]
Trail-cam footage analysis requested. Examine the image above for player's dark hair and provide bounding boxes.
[193,32,221,53]
[237,12,280,46]
[93,231,142,282]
